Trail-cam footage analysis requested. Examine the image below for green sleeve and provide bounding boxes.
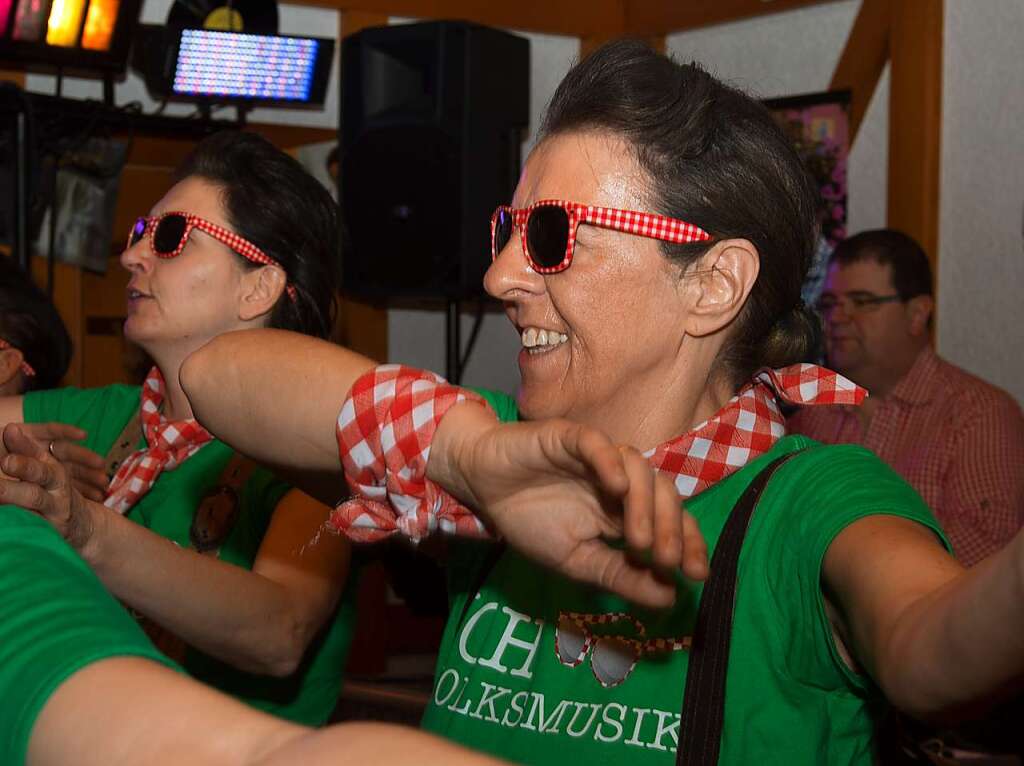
[22,385,141,456]
[0,507,179,766]
[469,387,519,424]
[764,441,950,691]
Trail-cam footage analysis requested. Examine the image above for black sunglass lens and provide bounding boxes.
[493,210,513,256]
[527,206,570,269]
[153,215,188,255]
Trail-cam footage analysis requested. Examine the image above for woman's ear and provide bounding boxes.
[0,348,24,392]
[238,265,287,322]
[682,238,760,338]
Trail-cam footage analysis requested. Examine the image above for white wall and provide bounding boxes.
[938,0,1024,405]
[666,0,888,244]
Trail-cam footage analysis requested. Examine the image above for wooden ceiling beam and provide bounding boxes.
[295,0,623,37]
[623,0,840,37]
[887,0,943,273]
[829,0,890,142]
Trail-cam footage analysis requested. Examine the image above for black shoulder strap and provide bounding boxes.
[677,450,804,766]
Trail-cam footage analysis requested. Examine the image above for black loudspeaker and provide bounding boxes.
[339,21,529,300]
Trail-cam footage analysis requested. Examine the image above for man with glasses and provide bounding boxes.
[789,229,1024,566]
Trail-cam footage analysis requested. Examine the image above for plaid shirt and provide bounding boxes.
[788,347,1024,565]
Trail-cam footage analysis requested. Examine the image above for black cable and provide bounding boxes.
[458,299,487,374]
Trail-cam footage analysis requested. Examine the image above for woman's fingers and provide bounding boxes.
[25,421,89,444]
[0,470,53,513]
[568,540,676,609]
[650,471,685,571]
[679,509,709,581]
[52,440,105,470]
[2,422,51,466]
[619,446,655,553]
[571,425,628,495]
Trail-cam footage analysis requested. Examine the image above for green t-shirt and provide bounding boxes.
[0,506,180,766]
[420,390,948,765]
[20,384,356,726]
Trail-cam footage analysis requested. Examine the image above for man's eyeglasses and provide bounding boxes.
[491,199,712,274]
[0,338,35,377]
[127,212,297,302]
[554,611,691,688]
[815,291,902,317]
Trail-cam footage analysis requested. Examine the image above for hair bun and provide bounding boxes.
[757,300,823,369]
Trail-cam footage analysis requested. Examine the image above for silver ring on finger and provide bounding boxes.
[48,440,57,458]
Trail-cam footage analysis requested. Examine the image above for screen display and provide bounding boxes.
[173,29,320,102]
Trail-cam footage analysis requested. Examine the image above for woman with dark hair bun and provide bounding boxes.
[6,41,1024,766]
[0,131,355,726]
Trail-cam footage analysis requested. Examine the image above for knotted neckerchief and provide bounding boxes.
[104,367,214,514]
[647,363,866,498]
[329,363,867,543]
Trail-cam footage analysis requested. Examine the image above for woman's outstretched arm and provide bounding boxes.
[30,658,507,766]
[181,329,706,608]
[826,516,1024,721]
[180,329,375,481]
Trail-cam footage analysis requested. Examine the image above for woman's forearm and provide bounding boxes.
[180,329,376,475]
[871,530,1024,720]
[82,496,346,676]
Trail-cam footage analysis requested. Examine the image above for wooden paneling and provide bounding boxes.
[310,0,621,37]
[624,0,838,36]
[829,0,890,142]
[888,0,942,273]
[30,256,84,386]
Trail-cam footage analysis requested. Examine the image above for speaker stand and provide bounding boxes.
[446,299,462,384]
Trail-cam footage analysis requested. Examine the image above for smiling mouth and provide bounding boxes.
[127,288,151,300]
[521,327,568,354]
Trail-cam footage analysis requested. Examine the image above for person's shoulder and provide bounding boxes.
[23,383,141,423]
[786,402,845,437]
[768,435,925,509]
[756,436,941,550]
[934,355,1022,418]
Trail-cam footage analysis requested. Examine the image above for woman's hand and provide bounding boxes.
[0,421,107,501]
[0,423,100,551]
[431,406,708,609]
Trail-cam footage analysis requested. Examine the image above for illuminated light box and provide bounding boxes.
[12,0,51,41]
[0,0,138,72]
[46,0,87,46]
[80,0,118,51]
[141,27,334,107]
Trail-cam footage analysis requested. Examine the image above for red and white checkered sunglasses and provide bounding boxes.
[491,199,713,274]
[127,211,297,301]
[0,338,35,377]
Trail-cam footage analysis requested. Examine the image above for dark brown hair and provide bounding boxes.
[831,228,933,299]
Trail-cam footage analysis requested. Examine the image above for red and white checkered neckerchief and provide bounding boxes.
[329,363,866,543]
[104,366,214,514]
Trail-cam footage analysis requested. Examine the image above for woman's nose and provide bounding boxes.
[483,225,544,300]
[120,232,153,273]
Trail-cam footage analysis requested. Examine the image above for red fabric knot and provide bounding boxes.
[104,367,214,514]
[330,365,492,542]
